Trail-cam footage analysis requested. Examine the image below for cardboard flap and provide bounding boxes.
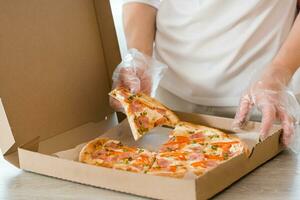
[0,99,15,155]
[0,0,120,159]
[94,0,122,86]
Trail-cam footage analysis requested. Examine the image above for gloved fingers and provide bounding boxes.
[119,67,141,93]
[232,94,253,131]
[111,66,140,112]
[277,108,295,146]
[111,48,167,99]
[109,96,125,113]
[259,104,276,141]
[140,72,152,95]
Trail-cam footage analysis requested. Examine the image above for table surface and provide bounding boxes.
[1,150,299,200]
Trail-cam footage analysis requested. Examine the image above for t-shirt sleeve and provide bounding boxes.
[123,0,160,9]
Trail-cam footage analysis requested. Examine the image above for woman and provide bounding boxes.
[111,0,300,147]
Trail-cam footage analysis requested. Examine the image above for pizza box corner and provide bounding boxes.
[0,1,284,200]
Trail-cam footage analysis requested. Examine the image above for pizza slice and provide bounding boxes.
[185,140,246,176]
[167,122,247,155]
[79,138,156,173]
[157,122,248,177]
[109,87,179,140]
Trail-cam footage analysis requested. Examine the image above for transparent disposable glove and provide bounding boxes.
[110,48,167,112]
[233,68,300,152]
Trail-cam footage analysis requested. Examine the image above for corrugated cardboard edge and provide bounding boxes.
[94,0,121,88]
[94,0,126,122]
[0,98,15,155]
[18,148,197,200]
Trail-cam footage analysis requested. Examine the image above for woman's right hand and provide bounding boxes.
[110,49,167,112]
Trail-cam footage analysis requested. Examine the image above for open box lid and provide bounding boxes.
[0,0,121,166]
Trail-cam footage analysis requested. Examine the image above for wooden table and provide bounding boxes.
[1,150,299,200]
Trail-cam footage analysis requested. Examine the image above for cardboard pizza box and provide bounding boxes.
[0,0,283,199]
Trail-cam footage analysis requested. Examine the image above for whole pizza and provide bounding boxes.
[79,88,248,178]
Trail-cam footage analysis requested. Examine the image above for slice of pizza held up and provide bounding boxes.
[109,87,179,140]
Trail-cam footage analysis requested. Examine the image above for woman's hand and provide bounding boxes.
[233,68,300,146]
[110,49,167,112]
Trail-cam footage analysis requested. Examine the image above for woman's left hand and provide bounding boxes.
[232,68,300,146]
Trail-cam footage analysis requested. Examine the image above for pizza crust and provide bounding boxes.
[79,138,108,164]
[127,114,142,141]
[146,170,186,179]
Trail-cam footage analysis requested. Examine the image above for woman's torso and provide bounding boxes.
[154,0,298,107]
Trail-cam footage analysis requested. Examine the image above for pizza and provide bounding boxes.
[157,122,248,177]
[80,94,248,178]
[79,122,247,178]
[109,87,179,140]
[79,138,156,173]
[169,122,247,156]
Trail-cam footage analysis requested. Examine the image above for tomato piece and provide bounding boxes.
[156,108,167,115]
[160,152,187,160]
[169,166,177,172]
[204,154,224,160]
[220,144,231,152]
[191,161,207,168]
[154,117,167,126]
[210,141,240,152]
[176,136,190,143]
[192,138,205,143]
[138,155,151,165]
[210,141,240,146]
[122,146,138,152]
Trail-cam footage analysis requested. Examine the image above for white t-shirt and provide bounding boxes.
[124,0,299,107]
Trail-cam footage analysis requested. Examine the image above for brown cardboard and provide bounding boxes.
[0,99,15,154]
[196,126,282,199]
[15,112,282,200]
[0,1,284,200]
[0,0,116,159]
[94,0,122,84]
[18,148,197,200]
